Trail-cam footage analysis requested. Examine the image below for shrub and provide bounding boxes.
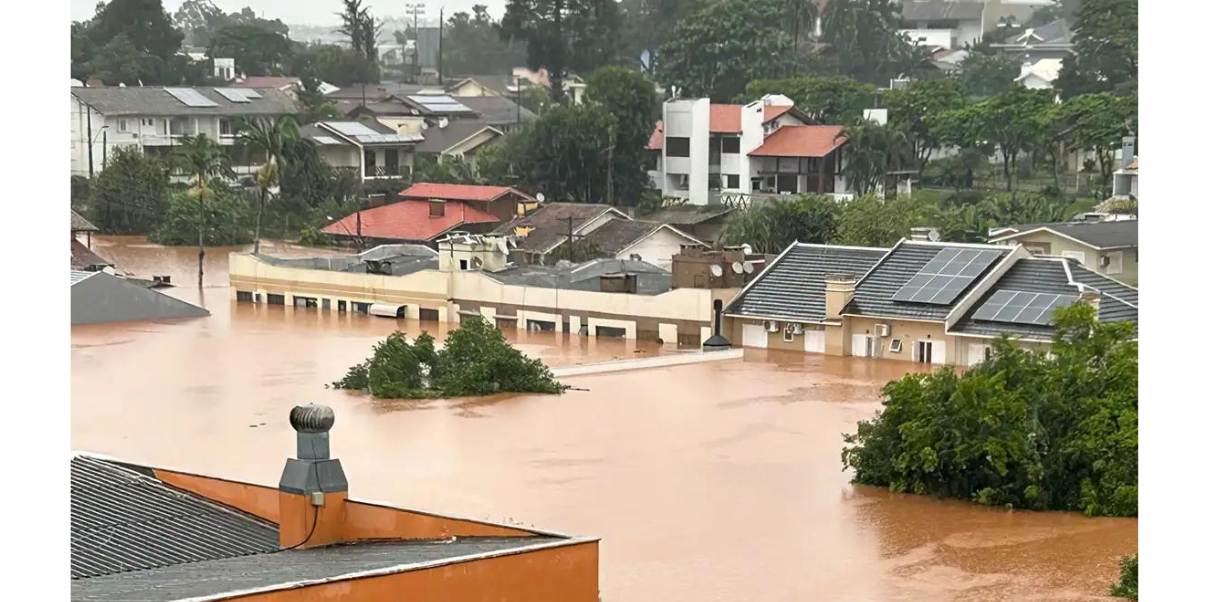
[149,187,253,246]
[1110,554,1138,600]
[331,317,567,399]
[88,146,171,233]
[841,304,1138,517]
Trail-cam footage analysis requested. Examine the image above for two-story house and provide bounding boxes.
[646,95,852,205]
[71,86,299,178]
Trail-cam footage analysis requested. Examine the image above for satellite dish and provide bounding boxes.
[741,244,753,255]
[731,262,744,274]
[536,192,546,203]
[927,229,940,242]
[743,261,754,274]
[710,264,723,277]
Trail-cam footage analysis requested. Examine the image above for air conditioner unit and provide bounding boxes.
[875,323,891,337]
[1100,255,1112,267]
[764,320,779,332]
[787,323,803,335]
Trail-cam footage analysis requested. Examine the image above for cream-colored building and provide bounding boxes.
[988,219,1138,286]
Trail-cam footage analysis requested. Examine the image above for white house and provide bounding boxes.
[1015,58,1064,89]
[646,95,851,205]
[300,121,423,182]
[70,86,299,178]
[901,1,1045,50]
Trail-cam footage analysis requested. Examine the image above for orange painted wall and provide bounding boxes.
[343,500,537,540]
[280,491,349,549]
[226,542,600,602]
[154,469,281,522]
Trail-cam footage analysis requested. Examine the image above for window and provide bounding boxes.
[429,200,446,217]
[889,339,903,354]
[725,174,740,189]
[915,340,934,364]
[219,118,234,136]
[169,117,189,136]
[236,291,253,302]
[157,119,169,135]
[782,329,795,343]
[117,119,128,133]
[721,137,740,153]
[459,259,469,270]
[419,308,440,321]
[1061,250,1086,265]
[666,137,690,157]
[141,118,154,128]
[267,293,285,306]
[364,149,377,167]
[1105,251,1124,275]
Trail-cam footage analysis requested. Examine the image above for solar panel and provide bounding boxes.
[407,94,473,113]
[164,87,218,107]
[214,88,252,103]
[971,290,1079,325]
[240,89,262,98]
[327,122,380,137]
[891,248,1002,305]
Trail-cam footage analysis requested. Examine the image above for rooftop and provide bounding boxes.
[256,244,439,276]
[322,200,500,242]
[726,243,889,322]
[72,210,98,232]
[454,95,537,125]
[989,220,1138,250]
[487,258,673,295]
[401,182,529,203]
[845,241,1012,321]
[71,239,113,271]
[901,0,985,22]
[749,125,847,158]
[580,220,703,257]
[415,120,502,154]
[493,203,629,254]
[640,204,735,226]
[71,86,299,116]
[231,76,301,90]
[318,120,423,145]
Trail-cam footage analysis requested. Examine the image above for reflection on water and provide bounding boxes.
[71,236,1136,602]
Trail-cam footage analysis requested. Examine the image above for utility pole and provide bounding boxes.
[606,124,615,206]
[86,107,94,177]
[437,7,444,85]
[356,209,363,252]
[564,216,576,263]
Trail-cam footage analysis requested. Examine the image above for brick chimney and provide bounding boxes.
[824,274,856,322]
[278,404,348,549]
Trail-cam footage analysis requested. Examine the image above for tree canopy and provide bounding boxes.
[501,0,622,104]
[842,303,1138,517]
[442,5,528,77]
[585,66,661,204]
[740,75,876,124]
[820,0,925,84]
[1055,0,1138,96]
[72,0,188,85]
[208,24,294,77]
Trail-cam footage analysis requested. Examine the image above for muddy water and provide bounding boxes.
[71,237,1137,602]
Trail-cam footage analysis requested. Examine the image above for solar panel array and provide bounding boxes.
[408,95,473,113]
[164,87,218,108]
[891,248,1001,305]
[214,88,261,103]
[971,290,1078,325]
[326,122,380,137]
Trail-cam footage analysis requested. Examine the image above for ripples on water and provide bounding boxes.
[71,236,1137,602]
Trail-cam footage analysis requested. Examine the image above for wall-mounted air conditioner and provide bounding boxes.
[875,324,891,337]
[1100,255,1112,267]
[764,320,779,332]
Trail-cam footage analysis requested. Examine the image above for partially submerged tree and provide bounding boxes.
[331,318,568,399]
[87,147,171,234]
[237,116,300,253]
[172,133,232,287]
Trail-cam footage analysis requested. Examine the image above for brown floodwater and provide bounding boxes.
[72,236,1137,602]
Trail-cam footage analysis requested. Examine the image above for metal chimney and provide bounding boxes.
[702,298,732,351]
[278,404,347,495]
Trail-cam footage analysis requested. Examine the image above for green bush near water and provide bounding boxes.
[330,317,568,399]
[841,304,1138,517]
[1111,554,1138,600]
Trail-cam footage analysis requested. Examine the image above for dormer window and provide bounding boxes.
[430,200,446,217]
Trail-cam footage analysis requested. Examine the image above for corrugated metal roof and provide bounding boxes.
[70,455,280,580]
[846,242,1010,321]
[952,258,1138,338]
[71,270,95,285]
[726,244,889,322]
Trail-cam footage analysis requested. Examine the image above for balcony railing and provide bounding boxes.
[365,165,409,178]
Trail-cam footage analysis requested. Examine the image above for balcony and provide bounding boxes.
[365,165,410,179]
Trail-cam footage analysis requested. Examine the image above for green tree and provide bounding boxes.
[73,0,185,84]
[1061,91,1138,195]
[1055,0,1138,96]
[238,116,300,253]
[618,0,704,74]
[173,133,232,286]
[883,78,966,171]
[959,50,1018,98]
[586,66,660,205]
[87,147,170,234]
[336,0,382,83]
[842,303,1138,517]
[518,84,554,115]
[820,0,925,84]
[1110,554,1138,600]
[442,6,528,77]
[718,194,839,253]
[739,75,876,124]
[838,119,910,197]
[208,24,294,76]
[413,155,483,185]
[657,0,797,99]
[834,194,935,247]
[295,75,342,123]
[503,105,619,202]
[501,0,623,104]
[782,0,820,55]
[289,44,376,87]
[150,186,253,247]
[940,85,1054,190]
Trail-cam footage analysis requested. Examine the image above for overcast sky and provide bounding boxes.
[71,1,509,27]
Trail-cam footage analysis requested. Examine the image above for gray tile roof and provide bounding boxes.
[72,210,99,232]
[325,83,427,101]
[580,220,664,256]
[845,242,1011,321]
[72,239,113,271]
[639,204,735,226]
[70,455,279,580]
[951,258,1138,339]
[902,0,985,22]
[488,259,672,295]
[493,203,626,254]
[453,95,536,126]
[994,220,1138,249]
[73,537,563,601]
[415,119,500,154]
[72,87,299,117]
[726,244,888,322]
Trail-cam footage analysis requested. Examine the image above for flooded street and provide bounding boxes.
[72,237,1137,602]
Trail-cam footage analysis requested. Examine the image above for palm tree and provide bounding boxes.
[838,119,909,197]
[173,133,232,288]
[237,116,300,253]
[783,0,820,54]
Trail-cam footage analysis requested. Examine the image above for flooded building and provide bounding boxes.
[71,270,209,325]
[725,239,1139,366]
[322,183,537,245]
[71,404,598,601]
[71,210,112,272]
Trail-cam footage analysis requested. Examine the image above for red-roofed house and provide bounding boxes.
[322,199,502,244]
[647,95,852,205]
[399,182,537,222]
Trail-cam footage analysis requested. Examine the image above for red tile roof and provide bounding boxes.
[646,104,795,148]
[748,125,848,158]
[399,182,530,203]
[322,200,499,242]
[647,120,664,150]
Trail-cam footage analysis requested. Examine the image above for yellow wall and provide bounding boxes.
[377,116,427,134]
[1001,231,1138,286]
